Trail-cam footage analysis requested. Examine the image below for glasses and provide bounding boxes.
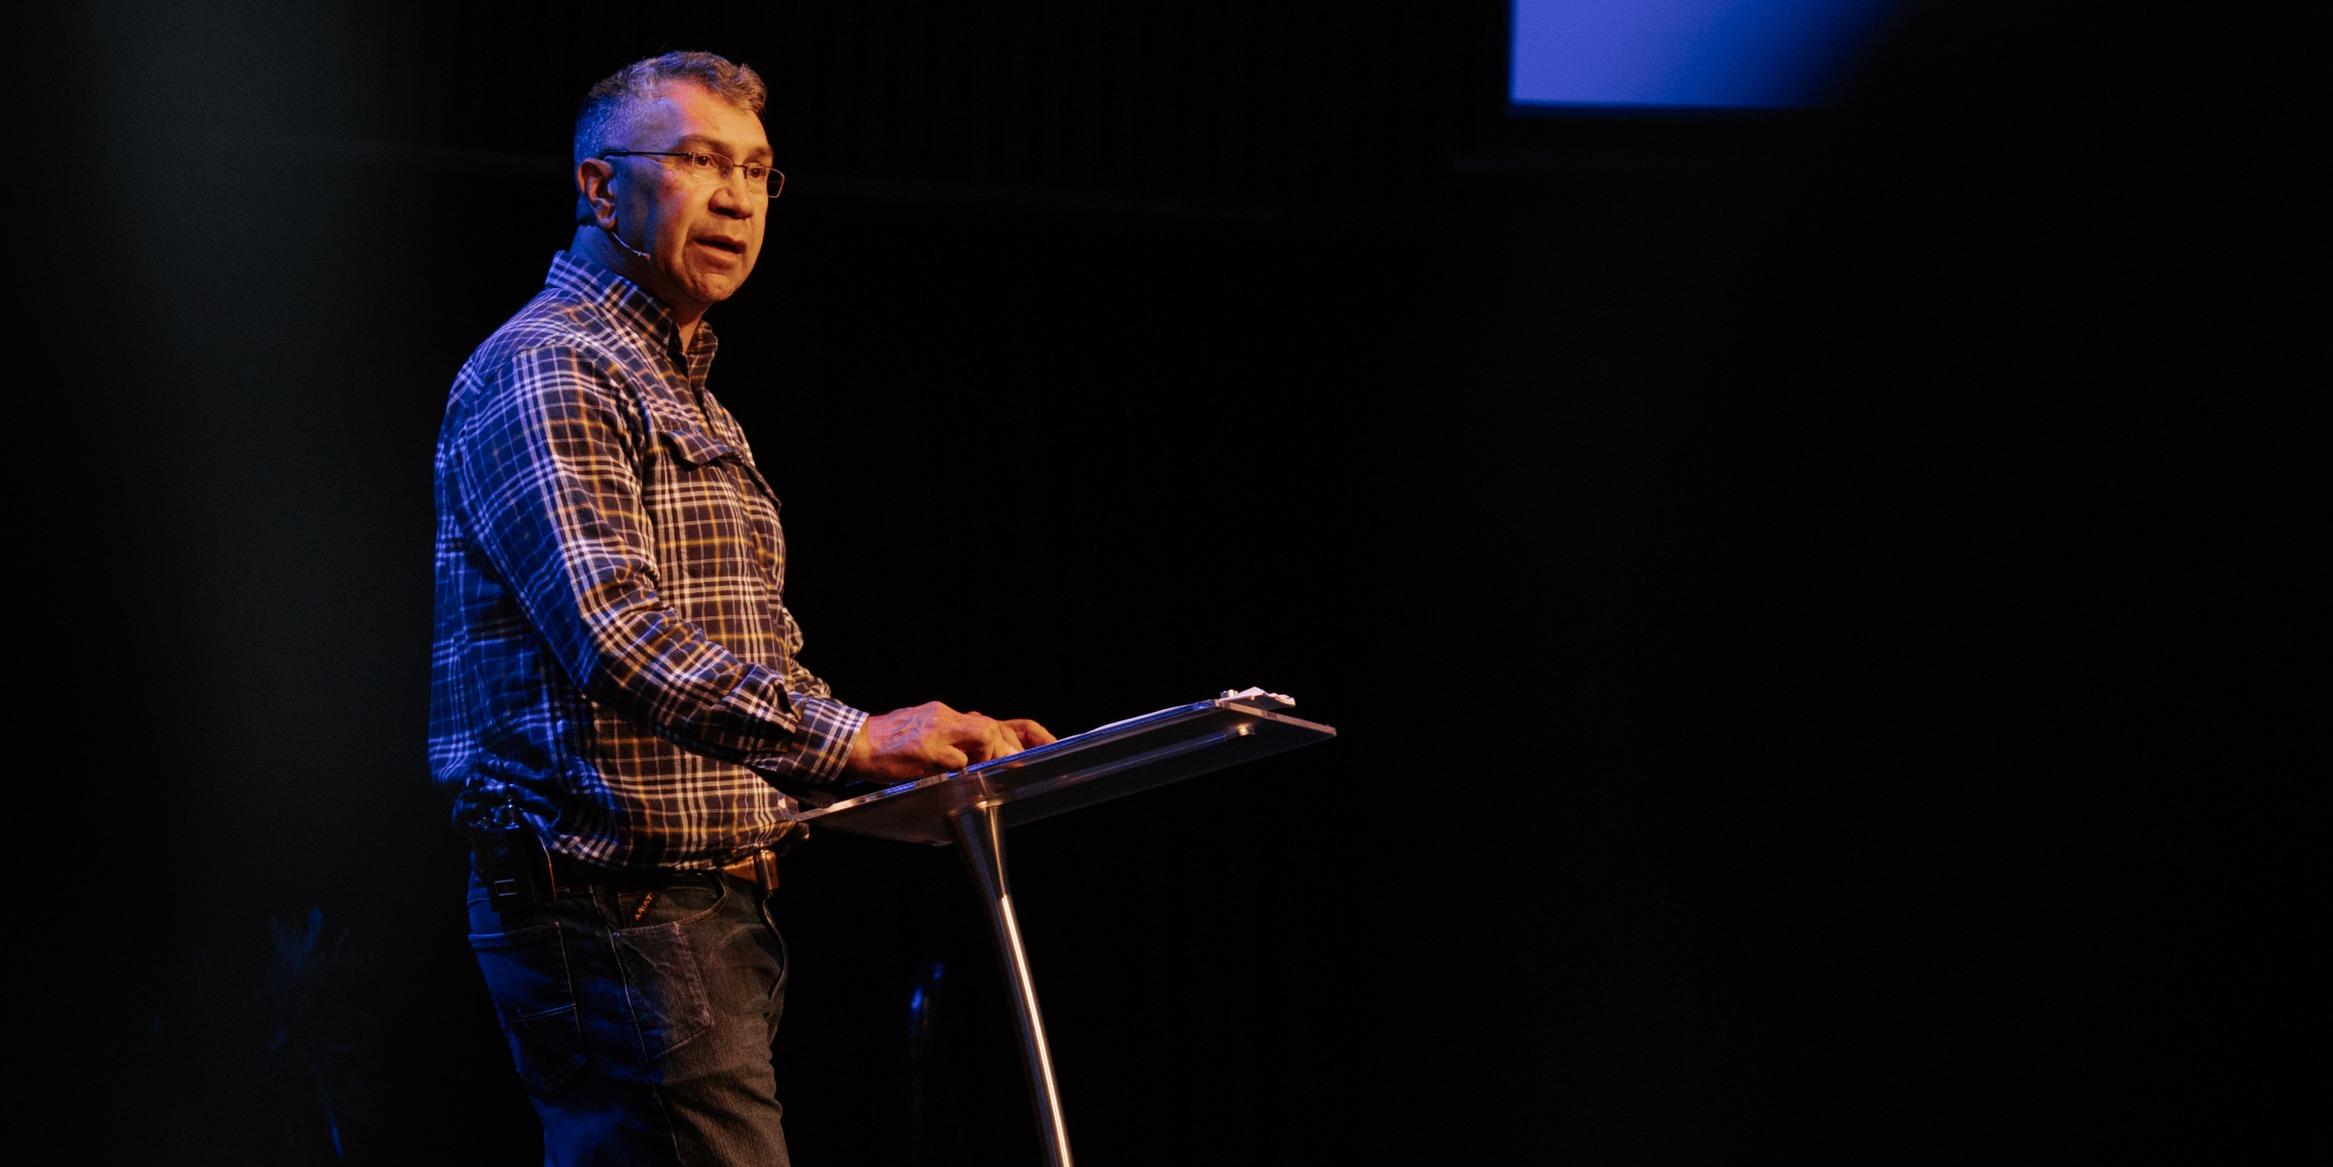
[601,149,784,197]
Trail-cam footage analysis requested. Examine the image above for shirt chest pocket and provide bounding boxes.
[646,426,785,605]
[658,425,735,471]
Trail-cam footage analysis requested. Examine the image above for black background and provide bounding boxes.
[25,2,2323,1163]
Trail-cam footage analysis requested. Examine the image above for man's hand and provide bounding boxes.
[844,701,1057,783]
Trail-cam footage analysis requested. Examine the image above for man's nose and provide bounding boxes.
[709,175,756,215]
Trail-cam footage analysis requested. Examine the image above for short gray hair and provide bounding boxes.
[573,52,768,219]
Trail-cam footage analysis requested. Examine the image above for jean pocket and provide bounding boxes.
[610,908,717,1061]
[468,920,586,1093]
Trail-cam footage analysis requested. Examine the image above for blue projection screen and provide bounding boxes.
[1511,0,1904,109]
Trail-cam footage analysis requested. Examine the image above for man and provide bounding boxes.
[430,50,1053,1165]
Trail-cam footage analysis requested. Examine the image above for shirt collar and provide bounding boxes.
[544,250,720,371]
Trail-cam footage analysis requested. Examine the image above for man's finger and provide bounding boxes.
[1006,718,1056,747]
[978,721,1020,761]
[981,719,1015,750]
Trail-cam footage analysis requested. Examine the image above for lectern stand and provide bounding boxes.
[796,692,1337,1167]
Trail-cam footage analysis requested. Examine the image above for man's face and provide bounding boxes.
[593,82,771,316]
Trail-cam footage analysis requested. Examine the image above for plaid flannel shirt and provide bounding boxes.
[429,252,867,870]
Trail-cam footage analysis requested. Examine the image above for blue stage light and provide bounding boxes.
[1512,0,1908,110]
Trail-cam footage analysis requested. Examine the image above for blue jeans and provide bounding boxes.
[466,869,792,1166]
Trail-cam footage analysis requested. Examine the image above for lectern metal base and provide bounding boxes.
[948,800,1075,1167]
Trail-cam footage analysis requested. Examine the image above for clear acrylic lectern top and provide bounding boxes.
[795,690,1337,844]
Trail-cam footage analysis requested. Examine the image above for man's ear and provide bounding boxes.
[575,158,618,228]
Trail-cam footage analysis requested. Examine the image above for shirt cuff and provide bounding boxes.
[786,693,869,785]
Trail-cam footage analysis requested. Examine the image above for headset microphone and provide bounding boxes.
[600,221,655,263]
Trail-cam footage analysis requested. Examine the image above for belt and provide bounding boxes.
[546,846,785,898]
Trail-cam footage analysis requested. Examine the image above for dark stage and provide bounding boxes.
[25,2,2322,1163]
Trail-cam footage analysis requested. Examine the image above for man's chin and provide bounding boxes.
[682,271,750,305]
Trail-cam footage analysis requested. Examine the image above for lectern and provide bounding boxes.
[796,689,1337,1167]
